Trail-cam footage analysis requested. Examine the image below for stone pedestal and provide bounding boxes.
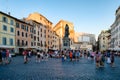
[62,37,70,50]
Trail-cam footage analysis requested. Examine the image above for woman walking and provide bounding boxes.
[110,51,115,67]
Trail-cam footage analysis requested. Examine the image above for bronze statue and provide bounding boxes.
[65,24,69,37]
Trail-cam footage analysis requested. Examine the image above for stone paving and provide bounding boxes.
[0,56,120,80]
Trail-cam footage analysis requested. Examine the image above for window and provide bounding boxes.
[2,16,8,23]
[34,36,36,41]
[34,30,36,34]
[10,38,13,45]
[41,41,43,47]
[26,41,28,46]
[48,41,49,45]
[38,37,39,41]
[17,31,20,36]
[16,22,20,28]
[41,34,42,37]
[17,39,20,46]
[31,34,33,38]
[38,31,39,35]
[34,42,36,46]
[44,30,46,33]
[22,32,24,37]
[2,37,7,45]
[24,25,26,30]
[22,40,24,45]
[10,27,14,32]
[31,42,33,46]
[44,42,46,47]
[21,24,24,29]
[103,37,105,40]
[26,33,27,37]
[41,29,42,32]
[37,43,40,46]
[26,26,28,32]
[10,20,14,25]
[3,25,7,31]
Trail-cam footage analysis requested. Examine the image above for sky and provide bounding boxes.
[0,0,120,39]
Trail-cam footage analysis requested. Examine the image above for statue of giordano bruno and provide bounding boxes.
[65,24,69,38]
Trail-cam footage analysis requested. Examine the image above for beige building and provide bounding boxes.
[73,32,96,50]
[52,31,60,50]
[98,30,110,51]
[53,20,75,50]
[25,12,59,51]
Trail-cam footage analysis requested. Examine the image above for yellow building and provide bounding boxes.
[0,11,16,49]
[53,20,75,49]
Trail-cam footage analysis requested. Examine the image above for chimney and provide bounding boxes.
[8,12,10,15]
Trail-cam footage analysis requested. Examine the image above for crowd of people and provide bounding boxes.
[0,48,117,68]
[22,50,49,64]
[58,50,115,68]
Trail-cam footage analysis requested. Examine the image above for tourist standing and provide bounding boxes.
[36,51,41,62]
[95,51,100,68]
[69,51,73,61]
[76,50,80,61]
[100,52,105,67]
[1,49,6,64]
[61,51,65,62]
[6,49,10,64]
[107,51,111,64]
[22,50,28,64]
[110,51,115,67]
[0,49,2,64]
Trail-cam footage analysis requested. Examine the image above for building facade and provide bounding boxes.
[15,19,34,54]
[98,30,110,51]
[52,31,60,50]
[111,6,120,51]
[0,12,16,49]
[25,12,59,51]
[74,32,96,50]
[53,20,75,50]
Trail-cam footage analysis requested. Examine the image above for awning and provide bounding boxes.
[0,45,15,48]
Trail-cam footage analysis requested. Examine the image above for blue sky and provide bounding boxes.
[0,0,120,39]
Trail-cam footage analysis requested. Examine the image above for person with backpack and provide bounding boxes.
[22,50,28,64]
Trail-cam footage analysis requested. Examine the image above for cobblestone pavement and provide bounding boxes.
[0,56,120,80]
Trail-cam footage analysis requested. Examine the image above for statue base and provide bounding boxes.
[62,37,70,50]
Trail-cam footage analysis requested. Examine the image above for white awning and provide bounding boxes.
[0,45,15,48]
